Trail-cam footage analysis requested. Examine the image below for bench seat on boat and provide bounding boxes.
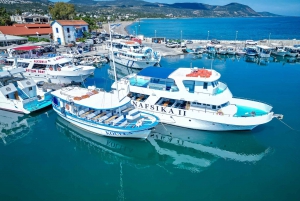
[122,107,134,114]
[81,110,95,117]
[105,115,118,124]
[98,113,112,123]
[111,116,124,126]
[92,112,106,120]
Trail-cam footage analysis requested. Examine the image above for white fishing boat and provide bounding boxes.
[3,46,95,84]
[215,45,227,55]
[271,43,287,57]
[256,45,272,58]
[236,47,246,56]
[51,86,159,138]
[284,46,298,57]
[226,46,236,55]
[112,67,283,131]
[0,68,52,114]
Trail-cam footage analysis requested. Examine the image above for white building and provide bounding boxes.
[51,20,89,45]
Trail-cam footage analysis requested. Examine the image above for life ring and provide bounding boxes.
[49,67,53,71]
[65,104,70,110]
[57,67,61,71]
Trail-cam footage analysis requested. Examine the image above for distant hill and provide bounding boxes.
[0,0,281,17]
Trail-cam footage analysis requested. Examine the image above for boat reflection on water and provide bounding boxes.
[56,116,270,173]
[150,124,270,172]
[56,116,157,167]
[271,55,298,65]
[0,110,47,145]
[108,62,140,80]
[245,55,270,66]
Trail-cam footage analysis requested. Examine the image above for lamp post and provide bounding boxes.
[235,31,238,42]
[207,31,209,42]
[180,30,182,42]
[269,33,271,44]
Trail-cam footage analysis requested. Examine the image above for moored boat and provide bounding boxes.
[3,46,95,84]
[256,45,272,58]
[112,67,282,131]
[51,86,159,138]
[0,68,52,114]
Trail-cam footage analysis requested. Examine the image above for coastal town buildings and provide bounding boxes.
[0,24,52,38]
[51,20,89,45]
[10,15,50,24]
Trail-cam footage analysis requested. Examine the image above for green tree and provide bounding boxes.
[49,2,75,20]
[0,7,12,26]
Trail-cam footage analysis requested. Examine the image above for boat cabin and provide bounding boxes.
[128,67,225,95]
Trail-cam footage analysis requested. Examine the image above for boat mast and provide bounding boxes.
[109,22,121,114]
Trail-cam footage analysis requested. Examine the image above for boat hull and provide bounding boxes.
[113,57,159,69]
[53,107,151,139]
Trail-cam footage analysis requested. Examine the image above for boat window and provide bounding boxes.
[183,80,195,93]
[17,62,29,68]
[217,106,221,109]
[211,82,215,87]
[212,105,216,109]
[203,82,208,89]
[29,87,32,91]
[32,63,46,70]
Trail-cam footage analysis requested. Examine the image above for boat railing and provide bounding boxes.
[188,107,271,118]
[232,96,272,107]
[65,109,155,129]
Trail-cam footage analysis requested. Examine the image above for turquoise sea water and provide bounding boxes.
[1,52,300,200]
[127,17,300,40]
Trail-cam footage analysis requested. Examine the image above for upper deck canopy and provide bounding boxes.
[137,67,176,79]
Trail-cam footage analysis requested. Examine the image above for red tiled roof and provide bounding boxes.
[55,20,88,26]
[0,24,52,36]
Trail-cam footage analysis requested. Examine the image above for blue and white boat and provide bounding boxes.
[0,68,52,114]
[246,46,258,56]
[256,45,272,58]
[112,67,283,131]
[51,86,159,138]
[206,44,216,54]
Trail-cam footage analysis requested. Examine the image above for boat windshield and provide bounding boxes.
[59,62,73,67]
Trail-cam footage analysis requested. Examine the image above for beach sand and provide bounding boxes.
[101,21,134,35]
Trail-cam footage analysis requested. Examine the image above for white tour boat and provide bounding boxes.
[112,67,282,131]
[51,86,159,138]
[3,46,95,84]
[107,40,161,69]
[256,45,272,58]
[0,68,52,114]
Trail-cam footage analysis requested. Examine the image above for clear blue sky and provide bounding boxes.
[51,0,300,16]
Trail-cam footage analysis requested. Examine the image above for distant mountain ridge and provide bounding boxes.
[67,0,280,17]
[0,0,281,17]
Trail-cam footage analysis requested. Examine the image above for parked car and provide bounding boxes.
[186,40,193,44]
[246,40,257,45]
[210,39,220,44]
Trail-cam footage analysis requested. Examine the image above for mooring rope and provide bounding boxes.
[276,118,299,132]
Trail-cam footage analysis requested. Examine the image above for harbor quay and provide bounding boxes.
[56,38,300,57]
